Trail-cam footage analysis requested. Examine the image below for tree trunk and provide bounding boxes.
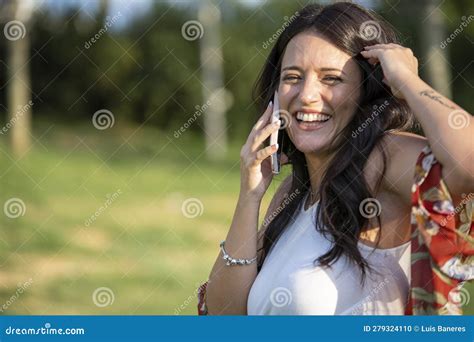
[5,0,33,157]
[7,32,31,157]
[198,0,228,160]
[420,0,452,98]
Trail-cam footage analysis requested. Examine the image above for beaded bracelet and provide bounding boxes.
[220,240,257,266]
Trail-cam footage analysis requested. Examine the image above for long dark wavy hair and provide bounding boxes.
[253,2,415,281]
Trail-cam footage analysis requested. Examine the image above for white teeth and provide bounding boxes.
[296,112,330,122]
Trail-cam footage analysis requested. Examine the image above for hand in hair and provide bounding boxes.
[360,44,419,100]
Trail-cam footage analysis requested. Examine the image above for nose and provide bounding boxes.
[298,77,322,105]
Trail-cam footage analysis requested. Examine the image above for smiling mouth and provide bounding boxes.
[294,111,331,124]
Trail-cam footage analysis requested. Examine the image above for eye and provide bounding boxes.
[322,76,342,85]
[282,74,301,83]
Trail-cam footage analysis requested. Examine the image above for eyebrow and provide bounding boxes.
[281,65,346,75]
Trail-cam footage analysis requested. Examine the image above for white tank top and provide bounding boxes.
[247,193,411,315]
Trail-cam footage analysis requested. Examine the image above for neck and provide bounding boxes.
[304,150,334,201]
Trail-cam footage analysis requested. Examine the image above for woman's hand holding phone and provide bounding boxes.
[239,101,283,202]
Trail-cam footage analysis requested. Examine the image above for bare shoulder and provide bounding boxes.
[382,131,427,152]
[365,131,427,204]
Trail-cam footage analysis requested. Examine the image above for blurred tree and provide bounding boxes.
[0,0,470,148]
[439,0,474,110]
[198,0,228,160]
[124,3,202,130]
[382,0,473,112]
[1,0,33,157]
[420,0,452,98]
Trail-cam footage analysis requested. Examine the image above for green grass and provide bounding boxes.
[0,121,286,315]
[0,121,471,315]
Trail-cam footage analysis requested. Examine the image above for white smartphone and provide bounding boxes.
[270,90,281,174]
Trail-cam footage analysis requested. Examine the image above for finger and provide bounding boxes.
[251,119,281,151]
[280,152,289,165]
[360,50,379,65]
[389,43,405,49]
[247,101,273,146]
[360,49,384,63]
[367,57,378,65]
[253,101,273,131]
[255,144,278,164]
[363,44,397,50]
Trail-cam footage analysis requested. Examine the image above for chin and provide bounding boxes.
[290,135,332,154]
[287,128,334,154]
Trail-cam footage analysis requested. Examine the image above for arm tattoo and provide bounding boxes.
[419,89,456,110]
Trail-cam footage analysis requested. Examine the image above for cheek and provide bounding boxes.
[330,87,360,122]
[278,85,297,105]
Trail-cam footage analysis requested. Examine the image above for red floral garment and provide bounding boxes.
[406,145,473,315]
[198,145,474,315]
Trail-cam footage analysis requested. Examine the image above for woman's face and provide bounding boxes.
[278,31,362,154]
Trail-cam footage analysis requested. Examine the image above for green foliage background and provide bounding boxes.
[0,0,472,315]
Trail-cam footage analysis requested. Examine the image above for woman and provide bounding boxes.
[198,2,473,315]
